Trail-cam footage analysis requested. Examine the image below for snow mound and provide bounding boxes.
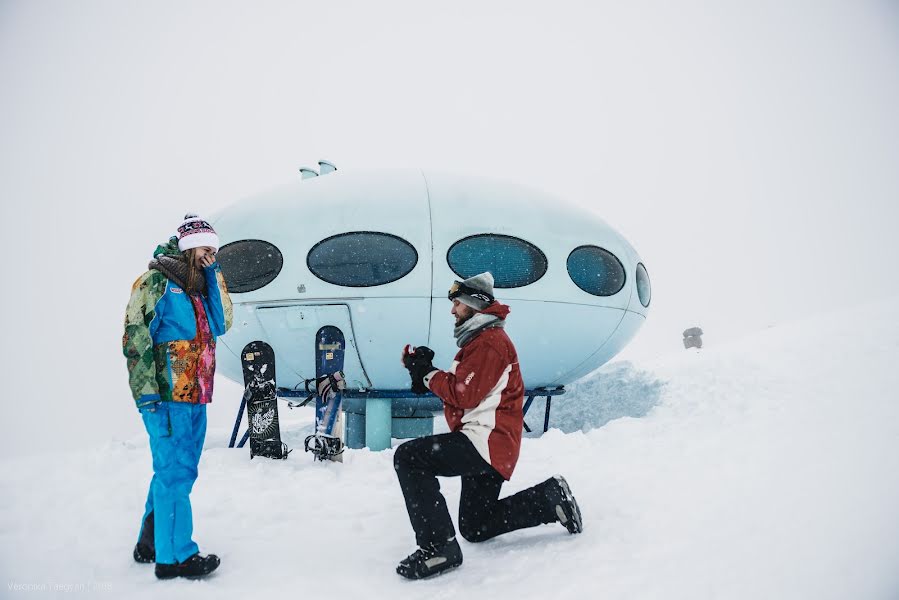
[544,360,665,434]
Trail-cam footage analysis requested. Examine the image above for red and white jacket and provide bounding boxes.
[425,302,524,480]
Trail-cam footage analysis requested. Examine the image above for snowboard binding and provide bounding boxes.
[287,371,347,409]
[318,370,347,397]
[304,434,344,461]
[251,440,292,460]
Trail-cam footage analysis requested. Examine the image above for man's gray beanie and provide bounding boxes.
[453,272,495,311]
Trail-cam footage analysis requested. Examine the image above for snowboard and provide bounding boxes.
[241,341,290,459]
[304,326,347,462]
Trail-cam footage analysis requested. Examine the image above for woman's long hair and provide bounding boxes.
[182,248,204,295]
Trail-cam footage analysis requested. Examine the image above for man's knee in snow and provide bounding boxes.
[459,522,489,543]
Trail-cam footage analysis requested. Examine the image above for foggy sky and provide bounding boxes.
[1,0,898,458]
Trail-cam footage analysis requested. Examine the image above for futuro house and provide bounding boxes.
[211,165,650,404]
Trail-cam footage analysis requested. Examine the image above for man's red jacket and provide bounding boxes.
[425,302,524,480]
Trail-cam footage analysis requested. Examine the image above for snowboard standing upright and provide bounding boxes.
[241,341,289,459]
[304,326,347,461]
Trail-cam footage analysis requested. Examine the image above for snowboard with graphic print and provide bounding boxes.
[305,326,346,462]
[241,341,289,459]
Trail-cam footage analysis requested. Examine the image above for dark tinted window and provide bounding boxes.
[567,246,626,296]
[217,239,283,293]
[636,263,651,307]
[447,234,547,288]
[307,232,418,287]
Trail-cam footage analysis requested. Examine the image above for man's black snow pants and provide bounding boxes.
[393,431,558,548]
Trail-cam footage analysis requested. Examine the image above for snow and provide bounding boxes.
[2,297,898,599]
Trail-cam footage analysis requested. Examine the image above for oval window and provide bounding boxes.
[447,234,547,288]
[216,239,283,293]
[567,246,626,296]
[307,232,418,287]
[636,263,651,307]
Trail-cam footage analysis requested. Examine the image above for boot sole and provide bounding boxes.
[398,560,462,580]
[155,563,220,580]
[555,476,584,534]
[155,570,219,580]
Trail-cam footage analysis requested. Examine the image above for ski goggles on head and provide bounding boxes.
[448,280,494,304]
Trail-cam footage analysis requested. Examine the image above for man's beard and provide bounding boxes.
[455,311,475,327]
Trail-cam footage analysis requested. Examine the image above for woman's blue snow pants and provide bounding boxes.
[137,401,207,565]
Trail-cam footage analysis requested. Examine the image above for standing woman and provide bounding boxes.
[123,214,232,580]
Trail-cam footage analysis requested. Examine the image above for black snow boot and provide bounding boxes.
[133,543,155,564]
[133,511,155,563]
[396,537,463,580]
[155,553,221,580]
[544,475,583,534]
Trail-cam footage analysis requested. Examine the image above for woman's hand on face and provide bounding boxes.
[199,252,216,268]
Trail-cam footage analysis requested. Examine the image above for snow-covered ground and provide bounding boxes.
[2,298,898,599]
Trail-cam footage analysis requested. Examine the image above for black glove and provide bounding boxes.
[402,345,435,394]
